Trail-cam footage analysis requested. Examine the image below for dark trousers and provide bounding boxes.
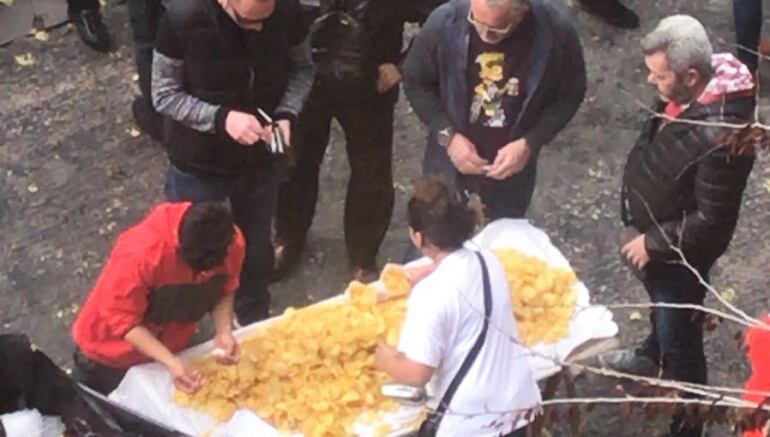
[72,350,127,396]
[275,89,396,269]
[128,0,163,104]
[165,164,279,324]
[638,263,710,437]
[734,0,763,72]
[421,139,536,220]
[67,0,99,13]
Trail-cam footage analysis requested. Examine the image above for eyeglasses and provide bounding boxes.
[467,10,514,41]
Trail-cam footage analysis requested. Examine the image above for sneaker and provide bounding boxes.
[70,8,111,53]
[577,0,640,30]
[598,348,659,377]
[131,97,163,142]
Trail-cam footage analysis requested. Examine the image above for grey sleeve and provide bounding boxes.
[274,40,315,119]
[151,50,221,133]
[522,23,586,152]
[402,11,452,134]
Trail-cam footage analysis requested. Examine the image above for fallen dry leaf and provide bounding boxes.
[27,183,39,193]
[127,127,141,138]
[14,53,37,66]
[33,30,50,42]
[720,288,736,304]
[629,310,643,321]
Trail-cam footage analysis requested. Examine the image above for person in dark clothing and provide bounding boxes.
[734,0,764,73]
[273,0,442,283]
[576,0,639,29]
[129,0,165,141]
[403,0,585,222]
[599,15,756,437]
[67,0,110,52]
[71,202,244,395]
[152,0,314,325]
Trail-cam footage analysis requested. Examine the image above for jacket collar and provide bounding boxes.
[447,0,554,132]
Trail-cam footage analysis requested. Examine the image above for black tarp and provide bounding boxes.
[0,334,189,437]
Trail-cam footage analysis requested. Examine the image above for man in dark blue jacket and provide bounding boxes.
[403,0,585,220]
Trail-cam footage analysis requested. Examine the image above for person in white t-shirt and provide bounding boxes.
[375,177,541,437]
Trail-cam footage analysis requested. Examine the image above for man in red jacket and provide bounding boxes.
[72,202,245,395]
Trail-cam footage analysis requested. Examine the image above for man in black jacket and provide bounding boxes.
[602,15,756,437]
[152,0,314,324]
[273,0,442,282]
[402,0,585,222]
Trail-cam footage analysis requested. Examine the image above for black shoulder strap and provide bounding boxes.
[434,252,493,417]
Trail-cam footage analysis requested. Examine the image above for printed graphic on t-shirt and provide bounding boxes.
[470,52,521,128]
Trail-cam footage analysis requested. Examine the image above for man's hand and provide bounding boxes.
[377,63,402,94]
[621,234,651,269]
[165,357,203,394]
[447,133,488,175]
[213,332,240,364]
[276,119,291,147]
[486,138,531,180]
[225,110,271,146]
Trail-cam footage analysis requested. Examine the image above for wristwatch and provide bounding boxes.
[437,127,454,148]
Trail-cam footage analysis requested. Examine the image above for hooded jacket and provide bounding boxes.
[622,53,756,270]
[72,203,245,368]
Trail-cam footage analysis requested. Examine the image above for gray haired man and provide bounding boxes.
[602,15,756,437]
[402,0,585,221]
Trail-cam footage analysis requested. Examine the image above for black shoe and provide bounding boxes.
[598,348,659,377]
[70,9,111,53]
[577,0,640,29]
[131,97,163,142]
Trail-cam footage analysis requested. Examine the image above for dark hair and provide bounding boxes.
[178,202,235,271]
[407,177,477,251]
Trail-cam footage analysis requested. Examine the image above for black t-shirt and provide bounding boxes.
[464,12,534,162]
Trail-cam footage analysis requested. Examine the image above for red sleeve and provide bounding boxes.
[92,250,151,338]
[223,228,246,295]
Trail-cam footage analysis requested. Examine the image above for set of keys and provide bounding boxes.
[257,108,286,154]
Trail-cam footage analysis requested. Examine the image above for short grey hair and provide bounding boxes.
[484,0,527,19]
[641,15,714,80]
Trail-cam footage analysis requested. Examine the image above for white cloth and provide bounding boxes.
[397,248,541,437]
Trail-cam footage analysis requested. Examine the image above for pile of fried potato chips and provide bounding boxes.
[174,266,411,437]
[494,249,578,346]
[174,253,576,435]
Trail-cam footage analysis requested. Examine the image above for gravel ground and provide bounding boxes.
[1,0,769,435]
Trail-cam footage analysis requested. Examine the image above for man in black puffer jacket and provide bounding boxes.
[601,15,756,437]
[152,0,314,325]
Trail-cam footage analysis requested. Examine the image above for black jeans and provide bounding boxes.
[72,349,127,396]
[638,263,710,437]
[165,164,280,324]
[734,0,763,72]
[275,88,396,269]
[67,0,100,14]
